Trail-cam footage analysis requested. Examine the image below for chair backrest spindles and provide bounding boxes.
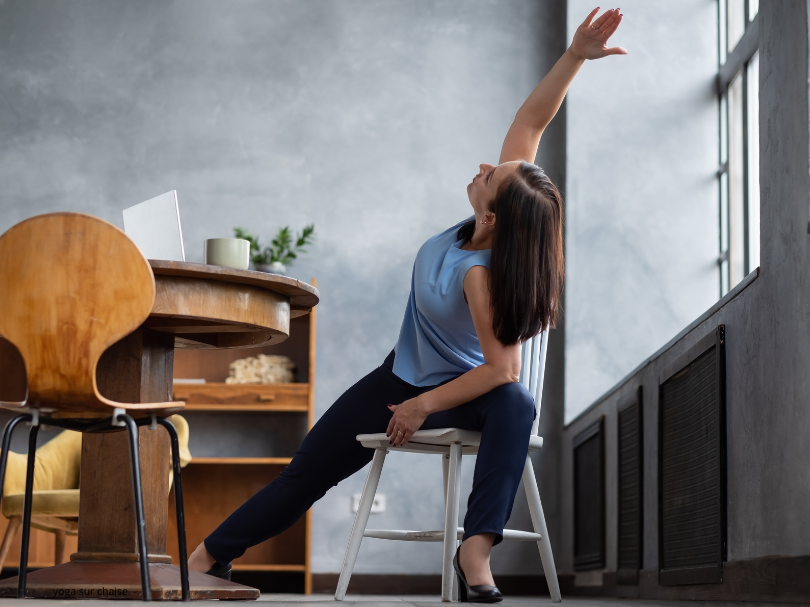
[520,330,549,437]
[531,330,549,436]
[528,334,541,402]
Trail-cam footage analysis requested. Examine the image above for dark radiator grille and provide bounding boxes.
[617,389,642,585]
[574,418,604,571]
[659,327,726,585]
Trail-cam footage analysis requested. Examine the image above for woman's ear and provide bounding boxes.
[483,212,496,226]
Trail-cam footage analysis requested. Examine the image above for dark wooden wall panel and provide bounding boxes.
[658,326,726,586]
[574,418,604,571]
[617,388,642,585]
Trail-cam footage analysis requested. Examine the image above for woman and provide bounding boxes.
[189,8,625,602]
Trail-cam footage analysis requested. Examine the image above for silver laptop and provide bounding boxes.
[122,191,186,262]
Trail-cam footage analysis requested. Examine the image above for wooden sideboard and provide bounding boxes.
[165,279,317,594]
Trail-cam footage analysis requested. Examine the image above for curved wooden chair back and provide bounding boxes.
[0,213,156,411]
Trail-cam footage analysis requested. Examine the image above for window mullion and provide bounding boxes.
[742,65,750,275]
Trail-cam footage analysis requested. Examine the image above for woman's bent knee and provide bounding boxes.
[487,382,535,425]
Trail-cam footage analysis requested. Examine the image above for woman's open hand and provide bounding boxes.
[569,7,627,61]
[386,398,429,447]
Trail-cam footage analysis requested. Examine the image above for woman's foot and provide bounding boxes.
[189,542,233,580]
[188,542,217,573]
[458,534,496,586]
[453,540,502,603]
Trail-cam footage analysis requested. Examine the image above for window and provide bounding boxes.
[717,0,759,296]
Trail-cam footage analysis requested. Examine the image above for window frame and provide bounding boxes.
[717,1,759,296]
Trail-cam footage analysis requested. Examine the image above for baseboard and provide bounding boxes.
[314,556,810,602]
[311,574,564,596]
[638,555,810,603]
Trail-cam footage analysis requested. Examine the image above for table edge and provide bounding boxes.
[148,260,319,309]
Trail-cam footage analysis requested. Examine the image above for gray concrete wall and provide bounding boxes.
[564,0,720,424]
[0,0,565,576]
[559,0,810,592]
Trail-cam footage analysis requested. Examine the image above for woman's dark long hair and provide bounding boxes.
[458,162,564,345]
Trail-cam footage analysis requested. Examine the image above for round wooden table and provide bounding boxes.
[0,262,319,600]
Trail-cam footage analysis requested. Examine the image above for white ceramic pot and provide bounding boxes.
[204,238,250,270]
[255,261,287,275]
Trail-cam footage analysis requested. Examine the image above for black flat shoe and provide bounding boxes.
[205,560,232,581]
[453,546,503,603]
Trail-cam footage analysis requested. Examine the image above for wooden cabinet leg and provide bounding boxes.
[53,529,66,566]
[0,517,21,569]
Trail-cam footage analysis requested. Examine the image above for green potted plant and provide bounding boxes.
[233,225,315,275]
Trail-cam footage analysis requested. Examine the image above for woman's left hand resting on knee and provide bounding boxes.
[387,265,521,447]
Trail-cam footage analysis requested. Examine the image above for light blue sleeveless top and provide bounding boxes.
[393,217,491,386]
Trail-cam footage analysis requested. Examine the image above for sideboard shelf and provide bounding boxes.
[189,457,294,465]
[166,278,317,594]
[180,402,309,413]
[232,564,306,572]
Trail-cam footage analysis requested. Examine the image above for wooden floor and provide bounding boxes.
[0,595,793,606]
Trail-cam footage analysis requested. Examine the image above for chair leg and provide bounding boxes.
[0,414,33,516]
[17,420,40,598]
[442,451,461,600]
[335,448,387,601]
[157,417,190,602]
[522,455,561,603]
[0,415,31,590]
[118,412,152,601]
[442,453,449,509]
[0,517,21,570]
[442,443,462,603]
[53,529,66,565]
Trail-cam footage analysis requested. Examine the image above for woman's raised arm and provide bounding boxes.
[499,7,627,164]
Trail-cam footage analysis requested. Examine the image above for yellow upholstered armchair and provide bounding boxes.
[0,415,190,569]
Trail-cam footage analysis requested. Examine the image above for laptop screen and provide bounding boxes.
[122,191,186,262]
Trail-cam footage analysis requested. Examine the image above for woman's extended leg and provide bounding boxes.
[420,381,535,586]
[190,361,426,571]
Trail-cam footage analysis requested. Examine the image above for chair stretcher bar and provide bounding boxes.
[363,528,542,542]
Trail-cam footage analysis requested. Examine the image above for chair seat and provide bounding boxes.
[1,489,80,518]
[0,403,185,416]
[357,428,543,455]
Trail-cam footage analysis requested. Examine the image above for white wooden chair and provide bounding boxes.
[335,331,561,603]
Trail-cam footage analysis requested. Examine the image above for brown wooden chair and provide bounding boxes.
[0,212,188,600]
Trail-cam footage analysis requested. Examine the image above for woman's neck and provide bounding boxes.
[463,223,494,251]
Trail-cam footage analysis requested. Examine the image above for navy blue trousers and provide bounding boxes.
[205,351,535,565]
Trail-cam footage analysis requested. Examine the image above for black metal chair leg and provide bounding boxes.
[119,412,152,601]
[157,418,190,601]
[17,419,39,598]
[0,414,32,513]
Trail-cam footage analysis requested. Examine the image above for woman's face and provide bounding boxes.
[466,161,521,222]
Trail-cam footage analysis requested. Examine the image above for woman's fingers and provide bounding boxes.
[601,12,623,39]
[580,6,600,29]
[603,46,628,56]
[389,424,412,446]
[386,404,399,438]
[591,8,617,31]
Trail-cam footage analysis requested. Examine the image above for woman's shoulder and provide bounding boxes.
[446,216,475,235]
[425,216,474,245]
[459,248,491,275]
[414,217,477,267]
